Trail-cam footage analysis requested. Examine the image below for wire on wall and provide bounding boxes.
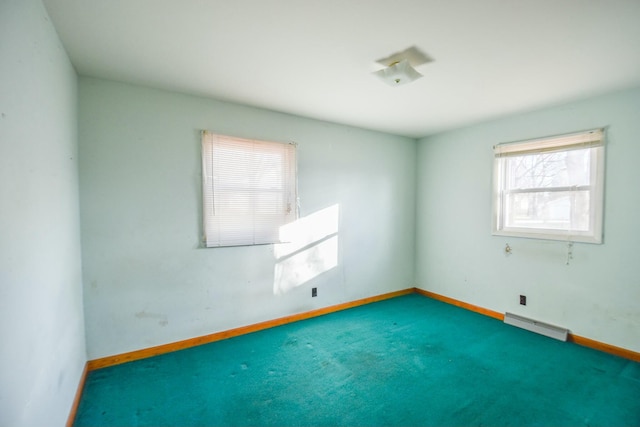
[565,242,573,265]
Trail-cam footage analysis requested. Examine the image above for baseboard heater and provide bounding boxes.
[504,312,568,341]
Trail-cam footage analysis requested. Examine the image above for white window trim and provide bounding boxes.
[201,131,298,248]
[492,129,605,244]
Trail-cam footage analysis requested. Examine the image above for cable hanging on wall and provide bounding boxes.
[565,242,573,265]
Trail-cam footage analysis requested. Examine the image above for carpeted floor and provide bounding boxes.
[73,294,640,426]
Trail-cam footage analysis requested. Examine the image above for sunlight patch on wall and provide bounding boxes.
[273,204,339,295]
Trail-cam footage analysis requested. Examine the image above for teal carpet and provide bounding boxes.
[73,294,640,426]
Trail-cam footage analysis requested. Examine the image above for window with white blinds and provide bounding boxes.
[201,131,297,247]
[492,128,605,243]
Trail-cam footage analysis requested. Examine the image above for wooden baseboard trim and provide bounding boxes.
[414,288,640,362]
[66,362,88,427]
[87,288,414,371]
[569,334,640,362]
[414,288,505,321]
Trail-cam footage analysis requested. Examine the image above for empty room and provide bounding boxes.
[1,0,639,426]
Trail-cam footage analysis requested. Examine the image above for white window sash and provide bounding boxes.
[504,185,592,194]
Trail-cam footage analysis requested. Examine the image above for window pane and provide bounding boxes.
[505,190,590,231]
[255,152,284,190]
[255,192,285,214]
[506,148,591,190]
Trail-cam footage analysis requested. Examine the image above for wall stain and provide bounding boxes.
[135,310,168,327]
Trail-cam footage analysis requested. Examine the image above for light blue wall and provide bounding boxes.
[416,88,640,352]
[0,0,86,426]
[79,78,417,359]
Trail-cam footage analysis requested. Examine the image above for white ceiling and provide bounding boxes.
[43,0,640,138]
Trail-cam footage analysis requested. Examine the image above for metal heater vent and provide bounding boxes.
[504,312,568,341]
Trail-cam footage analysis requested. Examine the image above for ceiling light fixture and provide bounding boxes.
[373,59,422,86]
[373,46,432,87]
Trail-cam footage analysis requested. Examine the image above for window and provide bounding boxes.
[201,131,297,247]
[492,129,605,243]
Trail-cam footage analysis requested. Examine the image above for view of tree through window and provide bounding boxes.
[505,148,591,231]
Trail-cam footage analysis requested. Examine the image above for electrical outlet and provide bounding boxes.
[520,295,527,305]
[312,287,317,297]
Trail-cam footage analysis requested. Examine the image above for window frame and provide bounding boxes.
[201,131,298,248]
[492,129,605,244]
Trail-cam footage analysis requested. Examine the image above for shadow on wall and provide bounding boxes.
[273,204,340,294]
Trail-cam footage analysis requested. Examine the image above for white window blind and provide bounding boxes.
[492,129,605,243]
[202,131,297,247]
